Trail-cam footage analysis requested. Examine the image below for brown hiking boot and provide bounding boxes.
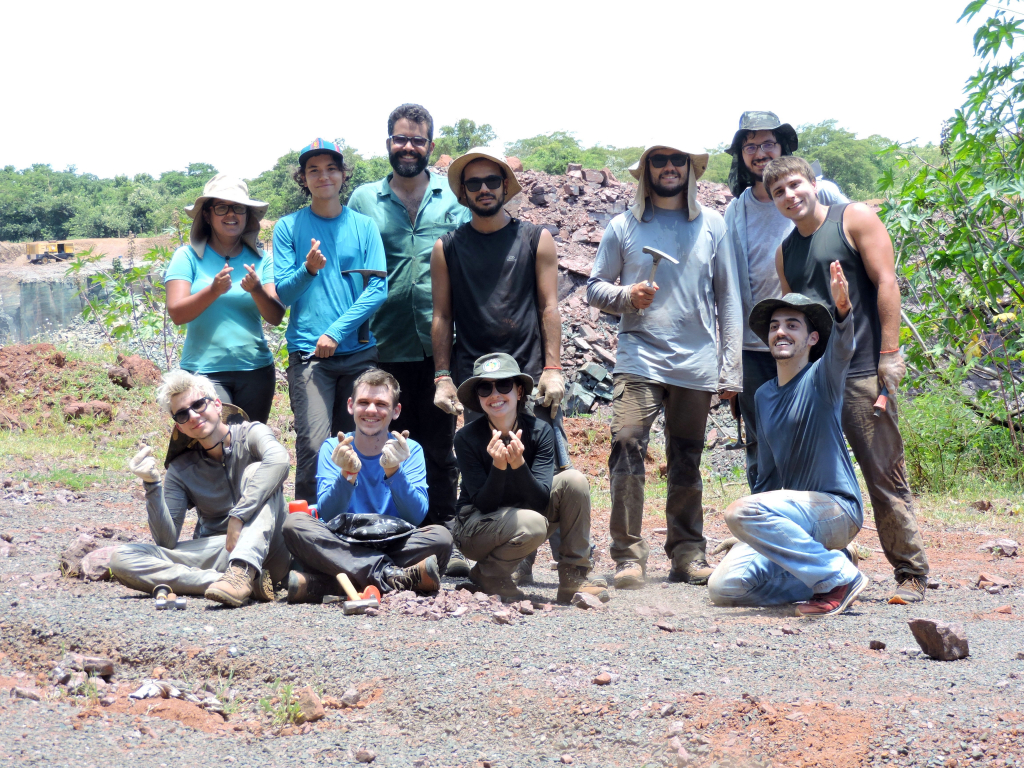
[888,575,927,605]
[469,563,525,602]
[205,561,256,607]
[557,564,610,604]
[668,559,715,586]
[511,554,535,586]
[286,570,335,604]
[383,555,441,593]
[613,562,646,590]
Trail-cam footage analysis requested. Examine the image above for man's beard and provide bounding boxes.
[770,336,805,360]
[649,175,686,198]
[389,149,429,178]
[466,190,506,217]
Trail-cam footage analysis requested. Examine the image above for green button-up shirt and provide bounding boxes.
[347,172,470,362]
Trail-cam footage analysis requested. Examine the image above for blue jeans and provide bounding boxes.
[708,490,862,606]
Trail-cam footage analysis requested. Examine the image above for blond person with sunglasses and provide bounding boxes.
[166,175,285,424]
[110,370,291,607]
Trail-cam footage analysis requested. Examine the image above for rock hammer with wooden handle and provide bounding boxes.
[336,572,381,615]
[637,247,680,316]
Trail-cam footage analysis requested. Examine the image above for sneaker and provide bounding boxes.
[445,546,472,578]
[286,570,335,604]
[888,575,927,605]
[469,563,525,601]
[668,560,715,586]
[511,557,534,586]
[613,562,646,590]
[205,561,255,607]
[557,564,610,604]
[383,555,441,593]
[795,572,869,617]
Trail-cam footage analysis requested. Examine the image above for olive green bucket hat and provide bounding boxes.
[748,293,834,362]
[456,353,535,414]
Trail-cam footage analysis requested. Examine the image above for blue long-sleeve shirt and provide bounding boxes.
[273,206,387,355]
[315,434,429,525]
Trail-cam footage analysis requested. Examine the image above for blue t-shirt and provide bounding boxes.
[316,434,428,526]
[164,244,275,373]
[753,313,863,519]
[272,206,387,356]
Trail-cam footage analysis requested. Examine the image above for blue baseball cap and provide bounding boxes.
[299,138,344,167]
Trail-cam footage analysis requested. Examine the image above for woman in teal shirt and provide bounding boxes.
[166,175,285,423]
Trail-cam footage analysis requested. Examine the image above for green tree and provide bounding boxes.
[794,120,891,199]
[505,131,643,178]
[431,119,497,162]
[702,143,732,185]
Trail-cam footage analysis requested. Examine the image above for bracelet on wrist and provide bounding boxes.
[543,366,563,371]
[880,348,900,355]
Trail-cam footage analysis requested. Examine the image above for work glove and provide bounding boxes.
[128,446,162,484]
[877,351,907,394]
[536,369,565,419]
[711,537,739,557]
[433,377,463,415]
[331,434,362,480]
[380,430,411,470]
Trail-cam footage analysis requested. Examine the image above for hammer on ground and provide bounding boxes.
[637,247,680,316]
[154,583,186,610]
[341,270,387,343]
[335,573,381,615]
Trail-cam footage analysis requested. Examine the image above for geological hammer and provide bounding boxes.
[341,270,387,343]
[638,247,680,316]
[335,573,381,615]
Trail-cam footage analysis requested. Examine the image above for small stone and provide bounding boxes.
[341,687,361,708]
[995,605,1013,614]
[492,610,512,625]
[355,747,376,763]
[62,653,115,677]
[660,703,677,717]
[561,755,574,765]
[80,547,117,581]
[50,666,71,685]
[13,687,41,701]
[59,534,99,577]
[977,572,1012,588]
[1016,652,1024,660]
[593,673,612,686]
[735,637,752,647]
[451,605,470,617]
[655,621,677,632]
[151,667,167,679]
[869,640,887,651]
[570,592,605,611]
[908,618,969,660]
[515,601,534,616]
[781,625,801,635]
[100,696,116,707]
[293,686,324,724]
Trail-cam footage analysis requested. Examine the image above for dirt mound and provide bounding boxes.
[0,242,25,264]
[0,343,72,394]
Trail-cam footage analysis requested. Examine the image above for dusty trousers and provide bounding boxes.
[842,375,929,580]
[608,374,712,569]
[455,470,592,581]
[737,349,777,492]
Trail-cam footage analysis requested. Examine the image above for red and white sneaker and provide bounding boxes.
[795,571,868,617]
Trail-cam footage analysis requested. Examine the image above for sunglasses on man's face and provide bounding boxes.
[463,175,504,193]
[389,134,430,148]
[172,397,212,425]
[475,379,516,398]
[649,153,689,169]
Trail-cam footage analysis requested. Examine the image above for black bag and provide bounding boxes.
[324,512,415,545]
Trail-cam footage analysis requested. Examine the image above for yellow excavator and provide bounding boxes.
[26,241,76,264]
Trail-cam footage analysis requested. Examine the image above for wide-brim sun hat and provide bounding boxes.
[447,148,523,206]
[724,111,798,157]
[748,293,834,363]
[184,174,269,258]
[456,353,535,414]
[627,141,710,223]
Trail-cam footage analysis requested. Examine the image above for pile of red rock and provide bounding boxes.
[376,587,554,622]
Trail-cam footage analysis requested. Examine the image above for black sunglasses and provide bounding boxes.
[389,134,430,148]
[172,397,211,425]
[463,175,504,193]
[649,153,689,168]
[475,379,516,398]
[209,203,248,216]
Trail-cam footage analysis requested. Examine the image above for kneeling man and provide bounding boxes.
[708,263,868,617]
[452,353,607,603]
[283,368,451,601]
[111,370,290,607]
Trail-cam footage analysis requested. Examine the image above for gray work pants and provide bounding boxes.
[109,500,290,596]
[454,469,592,581]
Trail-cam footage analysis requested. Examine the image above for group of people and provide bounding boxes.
[108,104,930,618]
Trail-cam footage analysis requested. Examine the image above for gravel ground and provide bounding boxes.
[1,479,1022,768]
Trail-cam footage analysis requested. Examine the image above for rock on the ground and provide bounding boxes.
[908,618,969,661]
[355,747,376,763]
[60,534,100,577]
[593,672,611,685]
[62,401,112,421]
[107,366,133,389]
[13,687,41,701]
[978,538,1018,557]
[977,572,1012,587]
[571,592,605,610]
[62,653,115,677]
[869,640,887,650]
[294,686,325,724]
[80,546,118,581]
[341,687,361,707]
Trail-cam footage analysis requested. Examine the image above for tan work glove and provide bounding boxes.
[433,376,463,415]
[711,537,739,557]
[877,351,907,394]
[331,434,361,483]
[536,369,565,419]
[380,430,411,470]
[128,446,162,484]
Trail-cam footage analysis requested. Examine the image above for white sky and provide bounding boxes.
[1,0,990,180]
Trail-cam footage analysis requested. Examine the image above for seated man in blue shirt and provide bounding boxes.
[707,262,868,617]
[282,369,452,602]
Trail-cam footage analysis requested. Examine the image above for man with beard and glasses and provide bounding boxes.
[722,112,847,492]
[282,368,452,600]
[348,104,471,577]
[587,141,742,591]
[431,149,575,584]
[707,263,868,617]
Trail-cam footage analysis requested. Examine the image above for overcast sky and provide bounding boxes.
[2,0,993,180]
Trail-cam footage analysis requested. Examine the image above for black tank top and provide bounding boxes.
[441,218,545,385]
[781,203,880,378]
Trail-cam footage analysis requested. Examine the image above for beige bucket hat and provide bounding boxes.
[627,141,710,222]
[447,147,523,206]
[184,174,269,258]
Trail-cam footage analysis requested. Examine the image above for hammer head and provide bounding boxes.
[642,246,680,265]
[342,597,380,615]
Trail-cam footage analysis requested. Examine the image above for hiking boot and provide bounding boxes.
[383,555,441,593]
[445,546,472,578]
[556,564,610,604]
[252,568,275,602]
[469,563,525,602]
[668,560,715,586]
[512,556,534,586]
[795,571,869,617]
[613,562,646,590]
[888,575,927,605]
[286,570,334,604]
[205,561,256,607]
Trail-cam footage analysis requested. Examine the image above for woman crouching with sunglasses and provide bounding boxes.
[165,175,285,424]
[451,353,609,604]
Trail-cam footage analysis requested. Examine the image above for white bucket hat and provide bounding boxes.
[184,174,269,258]
[447,147,523,206]
[627,141,710,222]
